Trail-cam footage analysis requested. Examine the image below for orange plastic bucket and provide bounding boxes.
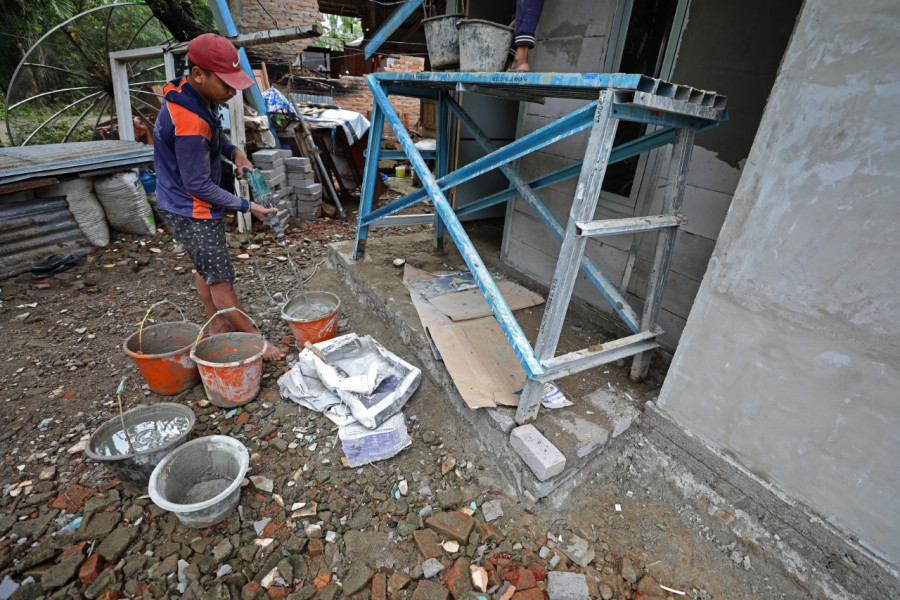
[123,300,201,396]
[281,291,340,346]
[190,308,264,408]
[123,322,202,395]
[190,332,264,408]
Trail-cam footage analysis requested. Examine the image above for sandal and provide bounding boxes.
[31,254,81,278]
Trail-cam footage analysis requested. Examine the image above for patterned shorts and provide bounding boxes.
[160,210,235,284]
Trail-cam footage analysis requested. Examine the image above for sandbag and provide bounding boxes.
[37,178,110,246]
[93,170,156,235]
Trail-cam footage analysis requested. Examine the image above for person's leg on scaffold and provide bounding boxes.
[511,0,544,72]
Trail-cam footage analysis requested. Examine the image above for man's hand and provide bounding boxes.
[249,201,276,220]
[233,149,254,175]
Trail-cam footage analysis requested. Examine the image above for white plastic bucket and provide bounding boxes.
[148,435,249,528]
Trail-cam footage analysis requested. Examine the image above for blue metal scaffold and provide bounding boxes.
[354,72,728,424]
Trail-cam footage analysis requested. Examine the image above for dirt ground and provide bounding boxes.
[0,187,818,599]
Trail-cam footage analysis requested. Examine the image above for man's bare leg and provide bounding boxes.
[206,280,286,360]
[195,272,234,335]
[511,46,531,71]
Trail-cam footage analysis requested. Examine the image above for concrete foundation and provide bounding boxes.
[328,230,650,502]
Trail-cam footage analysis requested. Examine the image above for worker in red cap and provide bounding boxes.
[153,33,285,360]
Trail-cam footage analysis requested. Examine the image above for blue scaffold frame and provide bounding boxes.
[354,72,728,423]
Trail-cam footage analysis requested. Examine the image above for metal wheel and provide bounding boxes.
[5,3,173,146]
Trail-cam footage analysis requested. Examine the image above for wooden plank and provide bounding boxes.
[429,280,544,322]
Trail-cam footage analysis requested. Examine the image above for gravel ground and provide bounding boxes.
[0,202,815,600]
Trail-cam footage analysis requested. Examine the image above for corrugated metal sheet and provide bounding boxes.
[0,196,90,281]
[0,141,154,186]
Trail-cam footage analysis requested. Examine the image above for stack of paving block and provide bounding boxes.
[285,156,322,220]
[251,149,293,229]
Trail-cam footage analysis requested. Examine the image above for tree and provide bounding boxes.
[142,0,213,42]
[311,14,363,51]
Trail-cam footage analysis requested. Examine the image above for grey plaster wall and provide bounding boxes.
[657,0,900,567]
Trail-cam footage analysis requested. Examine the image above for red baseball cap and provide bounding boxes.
[187,33,256,90]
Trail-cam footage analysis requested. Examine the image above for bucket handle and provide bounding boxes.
[138,299,188,351]
[194,307,265,349]
[115,377,135,453]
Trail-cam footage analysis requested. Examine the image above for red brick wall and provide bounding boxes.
[233,0,320,63]
[236,0,425,138]
[330,56,426,140]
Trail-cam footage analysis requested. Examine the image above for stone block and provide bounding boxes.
[481,500,503,523]
[251,149,282,163]
[284,156,310,168]
[558,533,595,568]
[509,425,566,481]
[547,571,590,600]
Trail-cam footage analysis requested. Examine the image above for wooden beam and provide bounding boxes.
[229,24,321,47]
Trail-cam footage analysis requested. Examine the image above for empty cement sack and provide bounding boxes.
[37,178,110,246]
[93,170,156,235]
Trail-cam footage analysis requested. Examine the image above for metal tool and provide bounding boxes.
[238,167,312,307]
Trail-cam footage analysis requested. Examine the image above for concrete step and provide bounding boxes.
[328,232,648,502]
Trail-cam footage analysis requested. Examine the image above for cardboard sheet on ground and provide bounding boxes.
[402,265,546,409]
[427,319,526,408]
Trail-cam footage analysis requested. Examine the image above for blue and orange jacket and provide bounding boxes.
[152,77,250,219]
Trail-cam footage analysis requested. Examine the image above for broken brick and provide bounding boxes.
[388,571,412,596]
[410,579,450,600]
[477,522,506,543]
[50,484,96,512]
[313,567,332,591]
[308,539,324,557]
[444,558,472,599]
[79,554,105,586]
[511,589,545,600]
[413,529,443,560]
[425,511,475,544]
[59,541,88,564]
[371,572,387,600]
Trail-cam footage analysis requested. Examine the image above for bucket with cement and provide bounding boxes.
[190,309,264,408]
[148,435,249,528]
[423,14,464,70]
[84,402,196,488]
[281,291,340,346]
[457,19,514,72]
[123,322,201,396]
[124,300,200,395]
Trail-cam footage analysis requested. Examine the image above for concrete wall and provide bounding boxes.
[657,0,900,567]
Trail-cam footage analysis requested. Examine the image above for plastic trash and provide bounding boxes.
[339,412,412,467]
[278,333,421,429]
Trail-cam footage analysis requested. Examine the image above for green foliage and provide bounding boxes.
[311,14,363,51]
[0,0,110,93]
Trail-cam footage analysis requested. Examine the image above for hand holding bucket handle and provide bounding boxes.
[195,307,268,354]
[138,299,188,351]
